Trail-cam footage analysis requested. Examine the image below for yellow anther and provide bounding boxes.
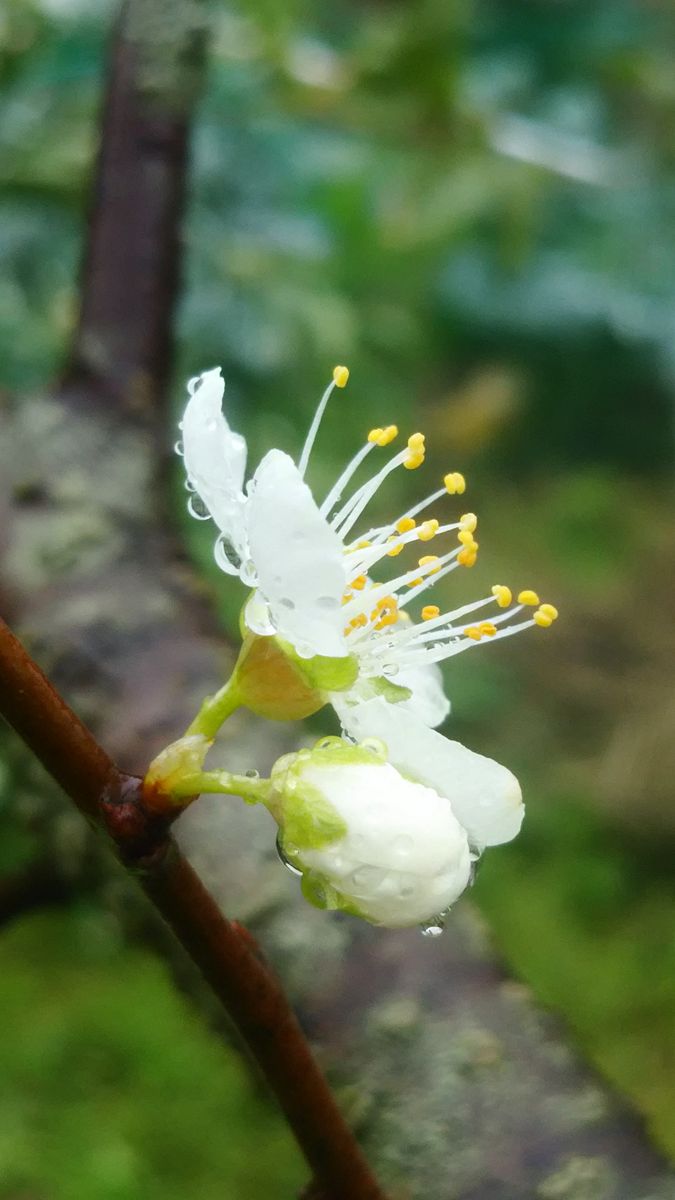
[539,603,559,621]
[463,626,482,641]
[378,424,398,446]
[459,512,477,533]
[533,610,553,628]
[396,516,416,534]
[386,536,405,557]
[371,595,398,619]
[491,585,512,609]
[405,433,426,470]
[458,548,477,567]
[408,577,424,587]
[479,622,497,637]
[518,590,540,606]
[375,612,399,630]
[418,518,439,541]
[403,453,425,470]
[350,574,367,591]
[355,539,371,549]
[418,554,440,573]
[341,592,353,606]
[421,605,440,621]
[444,471,466,495]
[368,427,384,444]
[458,529,475,546]
[333,365,349,388]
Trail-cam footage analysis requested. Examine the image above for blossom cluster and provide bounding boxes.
[152,366,557,931]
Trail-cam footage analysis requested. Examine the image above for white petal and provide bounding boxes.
[181,368,248,553]
[394,662,450,728]
[298,760,471,927]
[245,449,349,658]
[334,695,523,849]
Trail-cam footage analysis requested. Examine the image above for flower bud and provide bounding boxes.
[269,738,472,928]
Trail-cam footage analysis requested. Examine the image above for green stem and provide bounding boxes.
[169,770,271,806]
[184,672,242,739]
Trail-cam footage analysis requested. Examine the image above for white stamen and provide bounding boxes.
[298,379,336,478]
[320,441,376,518]
[333,449,411,538]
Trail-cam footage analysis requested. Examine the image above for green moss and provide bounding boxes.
[0,909,305,1200]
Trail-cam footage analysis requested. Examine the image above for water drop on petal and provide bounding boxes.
[276,833,303,876]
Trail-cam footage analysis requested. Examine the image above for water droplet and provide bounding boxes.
[294,641,315,659]
[187,375,201,395]
[187,494,210,521]
[280,597,296,610]
[214,535,242,576]
[174,439,184,456]
[382,663,399,677]
[420,917,446,938]
[316,736,341,751]
[184,478,196,493]
[276,833,303,876]
[245,768,259,779]
[240,559,258,587]
[351,865,385,891]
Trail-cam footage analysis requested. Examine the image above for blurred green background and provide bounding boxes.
[2,0,675,1195]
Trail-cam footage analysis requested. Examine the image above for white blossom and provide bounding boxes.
[179,365,558,727]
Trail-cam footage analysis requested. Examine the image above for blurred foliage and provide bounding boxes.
[2,0,675,1184]
[0,909,305,1199]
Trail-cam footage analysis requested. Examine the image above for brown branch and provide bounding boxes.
[0,616,386,1200]
[66,0,205,408]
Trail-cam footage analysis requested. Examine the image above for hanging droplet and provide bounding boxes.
[240,559,258,587]
[276,833,303,876]
[214,535,242,576]
[187,494,211,521]
[316,736,342,751]
[174,439,184,456]
[420,917,446,938]
[245,768,259,780]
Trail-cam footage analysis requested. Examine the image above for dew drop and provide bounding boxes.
[420,917,446,938]
[188,494,211,521]
[245,768,259,780]
[276,834,303,876]
[240,559,258,587]
[351,865,385,891]
[316,736,341,751]
[382,663,400,677]
[214,535,242,575]
[174,439,184,456]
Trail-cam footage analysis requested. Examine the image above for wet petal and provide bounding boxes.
[335,695,523,848]
[181,368,248,553]
[394,662,450,728]
[246,449,349,658]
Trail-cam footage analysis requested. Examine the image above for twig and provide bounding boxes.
[0,617,386,1200]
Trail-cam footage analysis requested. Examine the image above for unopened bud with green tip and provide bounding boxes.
[268,736,472,928]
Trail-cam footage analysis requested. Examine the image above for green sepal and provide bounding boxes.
[275,637,359,694]
[278,780,347,851]
[368,676,413,705]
